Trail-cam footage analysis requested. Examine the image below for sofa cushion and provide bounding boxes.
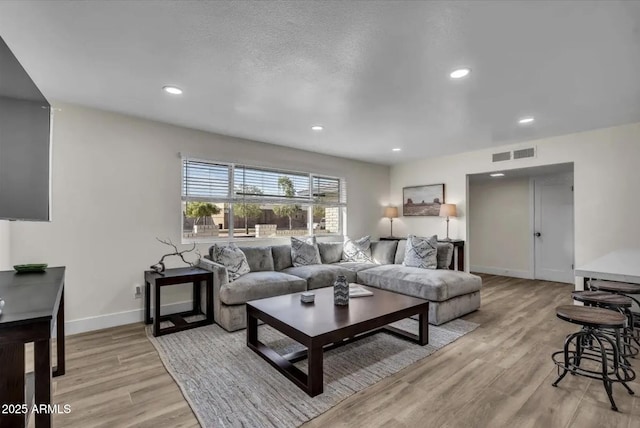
[318,242,343,264]
[436,242,454,270]
[371,240,398,265]
[342,235,373,262]
[291,236,321,267]
[394,239,407,264]
[271,245,293,271]
[332,261,378,273]
[281,264,357,290]
[219,271,306,305]
[238,246,274,272]
[403,235,438,269]
[357,264,482,302]
[209,243,250,281]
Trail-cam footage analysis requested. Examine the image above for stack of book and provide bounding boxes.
[300,292,315,303]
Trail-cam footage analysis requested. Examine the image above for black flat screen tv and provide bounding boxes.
[0,36,51,221]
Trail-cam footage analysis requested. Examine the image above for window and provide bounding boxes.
[182,158,346,241]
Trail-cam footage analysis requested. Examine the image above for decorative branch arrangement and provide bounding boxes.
[150,238,201,273]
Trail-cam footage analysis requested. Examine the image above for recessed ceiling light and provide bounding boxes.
[450,68,471,79]
[518,116,535,125]
[490,173,505,177]
[163,85,183,95]
[311,125,324,131]
[392,148,401,152]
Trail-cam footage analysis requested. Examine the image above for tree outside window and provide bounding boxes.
[272,176,300,230]
[235,185,263,234]
[185,201,221,226]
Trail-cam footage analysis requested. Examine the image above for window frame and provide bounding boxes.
[181,157,347,243]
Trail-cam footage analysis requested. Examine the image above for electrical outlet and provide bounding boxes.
[134,285,142,299]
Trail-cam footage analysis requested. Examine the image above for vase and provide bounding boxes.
[333,275,349,306]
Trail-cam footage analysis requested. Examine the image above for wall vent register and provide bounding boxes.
[491,147,537,163]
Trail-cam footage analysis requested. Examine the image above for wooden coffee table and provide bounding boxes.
[246,286,429,397]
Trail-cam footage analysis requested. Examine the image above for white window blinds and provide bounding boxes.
[182,158,345,206]
[233,165,310,204]
[182,159,231,202]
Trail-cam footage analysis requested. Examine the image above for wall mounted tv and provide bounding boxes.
[0,36,51,221]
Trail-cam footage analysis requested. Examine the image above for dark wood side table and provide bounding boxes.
[444,239,465,271]
[0,267,65,428]
[144,267,213,337]
[379,237,465,271]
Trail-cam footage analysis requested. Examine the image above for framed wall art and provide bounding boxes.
[402,184,445,216]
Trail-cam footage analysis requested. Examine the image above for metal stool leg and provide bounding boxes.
[593,333,618,411]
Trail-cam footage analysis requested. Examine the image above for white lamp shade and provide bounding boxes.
[439,204,457,217]
[383,206,399,218]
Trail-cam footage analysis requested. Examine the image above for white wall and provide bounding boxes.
[391,122,640,288]
[9,103,390,332]
[0,220,10,270]
[469,177,531,278]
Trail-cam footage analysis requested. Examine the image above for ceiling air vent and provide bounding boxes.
[492,151,511,162]
[513,147,536,159]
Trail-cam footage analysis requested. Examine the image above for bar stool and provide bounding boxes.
[589,279,640,308]
[589,279,640,333]
[572,291,638,358]
[552,305,635,411]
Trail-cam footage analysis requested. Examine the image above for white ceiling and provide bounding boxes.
[1,1,640,165]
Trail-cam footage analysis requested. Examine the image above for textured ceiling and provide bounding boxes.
[1,1,639,165]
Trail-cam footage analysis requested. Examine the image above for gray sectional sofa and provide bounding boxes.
[200,239,482,332]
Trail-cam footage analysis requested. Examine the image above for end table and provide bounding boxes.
[144,267,213,337]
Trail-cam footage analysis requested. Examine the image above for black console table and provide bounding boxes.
[380,237,465,271]
[0,267,65,428]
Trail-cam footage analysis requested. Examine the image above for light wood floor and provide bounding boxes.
[38,275,640,427]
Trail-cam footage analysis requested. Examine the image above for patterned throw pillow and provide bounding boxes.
[403,235,438,269]
[291,236,321,267]
[341,235,373,263]
[210,243,250,281]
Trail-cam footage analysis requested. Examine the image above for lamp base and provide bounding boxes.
[440,237,452,242]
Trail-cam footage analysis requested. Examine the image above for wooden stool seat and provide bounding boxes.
[590,280,640,294]
[556,305,625,328]
[572,291,633,308]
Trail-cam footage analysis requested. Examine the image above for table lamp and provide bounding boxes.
[439,204,457,241]
[383,206,399,237]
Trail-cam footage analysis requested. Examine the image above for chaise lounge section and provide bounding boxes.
[201,238,482,331]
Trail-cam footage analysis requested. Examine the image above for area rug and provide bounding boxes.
[147,317,478,428]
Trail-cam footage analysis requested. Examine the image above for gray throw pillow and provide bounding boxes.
[291,236,321,267]
[403,234,438,269]
[210,243,250,281]
[342,235,373,263]
[436,242,454,270]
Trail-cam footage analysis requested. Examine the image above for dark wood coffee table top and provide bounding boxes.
[556,305,626,328]
[247,285,429,338]
[572,290,633,307]
[589,279,640,294]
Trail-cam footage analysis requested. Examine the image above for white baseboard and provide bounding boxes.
[61,300,196,336]
[470,265,534,280]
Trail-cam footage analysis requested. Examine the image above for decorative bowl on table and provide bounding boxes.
[13,263,48,273]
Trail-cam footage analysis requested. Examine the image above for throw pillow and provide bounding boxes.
[436,242,454,270]
[291,236,322,267]
[403,234,438,269]
[341,235,373,263]
[210,243,250,281]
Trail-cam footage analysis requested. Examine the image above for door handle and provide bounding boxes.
[535,232,542,237]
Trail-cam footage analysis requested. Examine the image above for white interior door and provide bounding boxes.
[533,173,575,283]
